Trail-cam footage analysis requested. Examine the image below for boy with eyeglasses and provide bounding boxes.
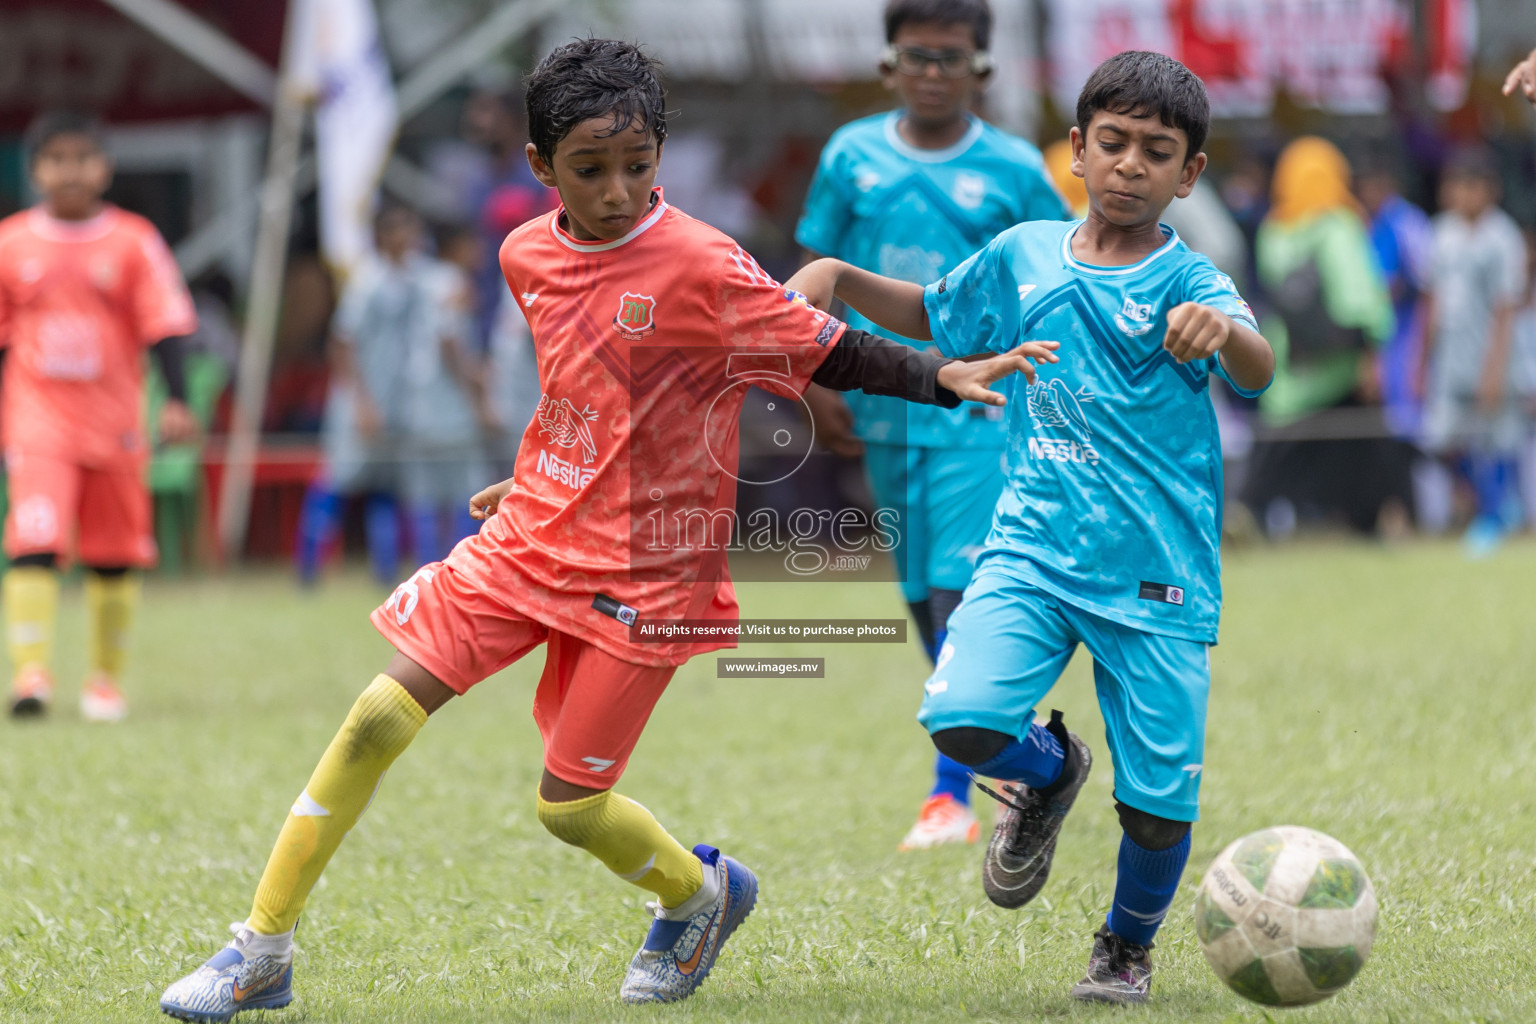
[796,0,1067,852]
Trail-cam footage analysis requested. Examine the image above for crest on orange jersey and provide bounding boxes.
[612,291,656,339]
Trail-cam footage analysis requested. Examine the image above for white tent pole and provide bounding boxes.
[215,13,308,560]
[97,0,277,105]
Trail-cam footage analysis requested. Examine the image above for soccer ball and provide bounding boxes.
[1194,826,1377,1006]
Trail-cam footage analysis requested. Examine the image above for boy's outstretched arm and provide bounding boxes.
[787,258,931,341]
[1163,302,1275,393]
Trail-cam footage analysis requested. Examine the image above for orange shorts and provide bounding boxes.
[3,449,155,566]
[370,561,676,787]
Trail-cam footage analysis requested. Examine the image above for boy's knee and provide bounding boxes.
[1115,801,1190,851]
[931,726,1012,767]
[337,675,426,763]
[536,789,614,847]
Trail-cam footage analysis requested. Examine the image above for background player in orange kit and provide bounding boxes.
[0,111,198,722]
[159,38,1057,1021]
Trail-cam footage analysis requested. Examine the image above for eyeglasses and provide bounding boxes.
[882,46,993,79]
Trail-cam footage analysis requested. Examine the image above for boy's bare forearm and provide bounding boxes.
[834,264,932,340]
[788,259,931,340]
[1218,322,1275,392]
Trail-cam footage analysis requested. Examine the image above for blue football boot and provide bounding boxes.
[160,924,293,1022]
[619,844,758,1003]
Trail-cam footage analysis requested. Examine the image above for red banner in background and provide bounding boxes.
[1047,0,1415,119]
[1424,0,1475,112]
[0,0,286,132]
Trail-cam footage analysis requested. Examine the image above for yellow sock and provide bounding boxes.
[537,789,704,908]
[4,567,59,672]
[84,572,140,677]
[248,675,426,934]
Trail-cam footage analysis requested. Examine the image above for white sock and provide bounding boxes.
[654,860,720,921]
[234,921,295,959]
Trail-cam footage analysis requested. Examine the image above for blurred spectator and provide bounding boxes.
[1419,149,1528,555]
[1504,46,1536,107]
[1357,160,1432,440]
[483,288,540,477]
[1244,137,1400,537]
[459,88,557,350]
[1514,229,1536,527]
[1356,158,1449,531]
[295,204,426,586]
[398,224,493,568]
[1218,153,1271,290]
[1163,177,1248,288]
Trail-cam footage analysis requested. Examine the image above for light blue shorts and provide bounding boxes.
[862,442,1005,603]
[918,557,1210,822]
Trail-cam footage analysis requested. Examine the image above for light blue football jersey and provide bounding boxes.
[922,220,1266,642]
[796,112,1068,448]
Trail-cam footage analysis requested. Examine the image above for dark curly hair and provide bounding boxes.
[1076,51,1210,160]
[525,38,667,164]
[25,110,105,164]
[884,0,991,50]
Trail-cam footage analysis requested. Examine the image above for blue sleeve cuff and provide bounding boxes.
[922,282,966,358]
[1212,355,1270,398]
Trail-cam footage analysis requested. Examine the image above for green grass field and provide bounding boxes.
[3,540,1535,1023]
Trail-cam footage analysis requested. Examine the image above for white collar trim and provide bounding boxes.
[1060,220,1181,276]
[549,191,668,253]
[882,112,984,164]
[28,206,116,243]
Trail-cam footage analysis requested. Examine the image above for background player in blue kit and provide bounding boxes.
[795,0,1068,851]
[788,51,1275,1004]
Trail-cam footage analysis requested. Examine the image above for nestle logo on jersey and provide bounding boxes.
[537,449,596,489]
[1027,437,1100,466]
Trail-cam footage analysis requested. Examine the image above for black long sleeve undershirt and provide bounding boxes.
[152,335,189,402]
[809,329,961,407]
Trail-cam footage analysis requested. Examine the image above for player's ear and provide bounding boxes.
[1175,150,1207,200]
[878,46,901,91]
[525,142,558,189]
[1069,126,1086,179]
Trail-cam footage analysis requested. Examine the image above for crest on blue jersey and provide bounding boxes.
[952,171,987,210]
[1114,294,1157,337]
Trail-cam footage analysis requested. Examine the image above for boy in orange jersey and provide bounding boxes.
[0,112,197,722]
[159,38,1057,1021]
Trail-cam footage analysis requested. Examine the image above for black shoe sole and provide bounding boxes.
[9,696,47,718]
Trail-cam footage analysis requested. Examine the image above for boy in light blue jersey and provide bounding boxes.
[796,0,1068,851]
[788,51,1274,1005]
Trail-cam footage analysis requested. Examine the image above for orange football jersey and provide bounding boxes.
[0,206,197,465]
[447,190,844,666]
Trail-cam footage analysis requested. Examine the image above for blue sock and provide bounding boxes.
[408,503,441,569]
[451,504,480,545]
[296,484,340,583]
[1470,453,1518,525]
[365,494,401,584]
[930,752,973,805]
[923,624,972,804]
[1107,830,1192,946]
[969,721,1064,789]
